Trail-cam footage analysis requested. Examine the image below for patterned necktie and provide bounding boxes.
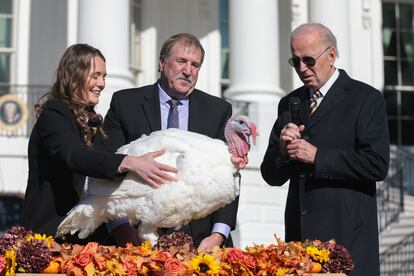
[167,99,180,128]
[309,90,322,116]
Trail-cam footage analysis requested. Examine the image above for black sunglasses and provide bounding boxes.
[288,47,331,68]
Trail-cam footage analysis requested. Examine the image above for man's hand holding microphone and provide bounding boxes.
[279,97,317,164]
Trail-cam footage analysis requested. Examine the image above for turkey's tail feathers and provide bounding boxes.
[56,196,107,239]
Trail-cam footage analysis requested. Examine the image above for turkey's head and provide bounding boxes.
[225,115,257,169]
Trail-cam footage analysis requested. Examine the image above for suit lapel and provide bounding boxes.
[188,90,204,133]
[142,84,162,132]
[305,71,349,132]
[297,87,311,126]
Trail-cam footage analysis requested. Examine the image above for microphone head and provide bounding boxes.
[288,97,302,125]
[289,97,301,106]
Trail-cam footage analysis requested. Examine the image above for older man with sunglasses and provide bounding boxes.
[261,23,389,276]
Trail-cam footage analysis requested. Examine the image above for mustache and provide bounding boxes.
[177,75,192,83]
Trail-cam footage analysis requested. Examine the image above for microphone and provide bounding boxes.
[289,97,302,126]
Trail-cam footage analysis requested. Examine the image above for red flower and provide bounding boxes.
[0,256,5,272]
[156,251,172,262]
[74,252,92,267]
[225,248,245,263]
[164,257,183,275]
[243,254,256,269]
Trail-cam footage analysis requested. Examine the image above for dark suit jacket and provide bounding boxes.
[95,83,239,247]
[21,99,124,244]
[261,70,389,276]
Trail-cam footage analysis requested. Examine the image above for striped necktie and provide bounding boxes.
[309,90,322,116]
[167,99,180,128]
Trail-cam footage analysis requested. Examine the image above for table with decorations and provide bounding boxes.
[0,226,352,275]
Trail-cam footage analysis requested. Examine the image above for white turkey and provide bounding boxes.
[56,115,257,243]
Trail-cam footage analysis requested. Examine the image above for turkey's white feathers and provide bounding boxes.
[57,128,239,241]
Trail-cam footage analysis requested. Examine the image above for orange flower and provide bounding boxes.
[106,259,126,275]
[93,254,106,271]
[66,264,84,276]
[310,262,322,273]
[43,257,63,273]
[121,255,139,275]
[84,262,97,275]
[81,242,99,255]
[138,241,153,257]
[74,252,92,267]
[255,254,270,271]
[164,257,184,275]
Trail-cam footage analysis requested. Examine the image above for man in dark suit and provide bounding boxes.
[97,33,238,251]
[261,23,389,276]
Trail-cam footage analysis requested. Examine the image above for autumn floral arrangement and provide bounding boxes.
[0,226,354,275]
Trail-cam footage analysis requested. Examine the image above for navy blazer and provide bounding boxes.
[21,99,125,244]
[96,83,239,247]
[261,70,390,276]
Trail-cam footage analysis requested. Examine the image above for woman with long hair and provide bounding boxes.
[21,44,176,244]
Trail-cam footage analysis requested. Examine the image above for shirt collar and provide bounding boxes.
[310,68,339,96]
[157,81,189,105]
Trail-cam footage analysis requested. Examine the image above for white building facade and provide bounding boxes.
[0,0,413,250]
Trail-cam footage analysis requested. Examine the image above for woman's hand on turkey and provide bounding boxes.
[197,232,224,252]
[120,149,178,188]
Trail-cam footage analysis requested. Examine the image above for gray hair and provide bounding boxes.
[159,33,205,65]
[290,23,339,57]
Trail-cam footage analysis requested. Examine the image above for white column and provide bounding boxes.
[347,0,384,89]
[225,0,287,248]
[291,0,309,89]
[16,0,31,85]
[308,0,351,73]
[224,0,283,163]
[66,0,78,46]
[198,31,222,98]
[78,0,133,115]
[225,0,283,103]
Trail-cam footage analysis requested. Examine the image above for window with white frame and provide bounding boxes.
[0,0,14,90]
[383,1,414,145]
[0,196,23,235]
[129,0,141,84]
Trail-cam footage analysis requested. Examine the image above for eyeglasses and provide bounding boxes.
[288,47,331,68]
